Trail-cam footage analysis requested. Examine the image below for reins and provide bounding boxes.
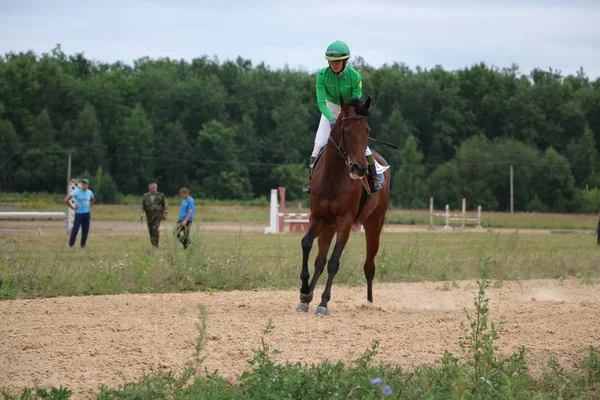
[327,114,366,166]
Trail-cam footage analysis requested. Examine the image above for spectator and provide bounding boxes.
[140,183,168,247]
[176,187,195,249]
[64,178,95,248]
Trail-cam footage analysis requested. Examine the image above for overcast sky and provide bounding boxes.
[1,0,599,77]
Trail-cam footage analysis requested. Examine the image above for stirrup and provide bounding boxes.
[302,180,311,194]
[367,163,383,192]
[370,178,383,192]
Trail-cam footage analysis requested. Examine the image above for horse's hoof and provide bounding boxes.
[315,306,329,316]
[296,303,309,313]
[299,291,313,304]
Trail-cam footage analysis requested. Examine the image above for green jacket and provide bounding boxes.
[316,65,363,121]
[141,192,168,220]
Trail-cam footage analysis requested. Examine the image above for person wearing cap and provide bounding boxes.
[302,40,383,194]
[64,178,95,248]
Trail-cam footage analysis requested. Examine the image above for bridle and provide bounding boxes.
[328,114,366,166]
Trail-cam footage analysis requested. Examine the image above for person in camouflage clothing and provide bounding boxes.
[140,183,168,247]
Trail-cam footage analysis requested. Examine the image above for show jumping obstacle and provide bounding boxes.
[0,212,66,220]
[264,187,308,233]
[427,197,483,231]
[264,187,363,234]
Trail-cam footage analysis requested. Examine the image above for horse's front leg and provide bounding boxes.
[297,223,320,312]
[309,225,336,292]
[315,222,352,316]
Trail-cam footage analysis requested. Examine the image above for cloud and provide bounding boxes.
[0,0,599,77]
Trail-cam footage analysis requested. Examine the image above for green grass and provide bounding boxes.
[0,193,271,222]
[387,209,599,231]
[2,278,599,399]
[3,191,600,229]
[1,230,598,300]
[2,194,599,399]
[0,202,270,223]
[89,204,270,222]
[0,192,269,207]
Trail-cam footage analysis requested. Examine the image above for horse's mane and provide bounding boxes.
[347,98,370,117]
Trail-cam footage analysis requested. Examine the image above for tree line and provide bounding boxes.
[1,45,599,212]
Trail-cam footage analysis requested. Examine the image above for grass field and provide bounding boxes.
[387,208,600,230]
[1,196,600,399]
[2,192,599,229]
[0,193,270,222]
[1,229,598,300]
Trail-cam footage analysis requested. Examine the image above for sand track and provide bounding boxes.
[1,279,599,398]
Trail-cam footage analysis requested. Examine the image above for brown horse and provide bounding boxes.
[296,97,390,316]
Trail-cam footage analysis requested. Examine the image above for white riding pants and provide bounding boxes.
[311,101,372,158]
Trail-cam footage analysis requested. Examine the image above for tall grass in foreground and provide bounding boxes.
[2,272,599,399]
[1,230,599,300]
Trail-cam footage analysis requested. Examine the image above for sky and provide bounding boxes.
[1,0,600,77]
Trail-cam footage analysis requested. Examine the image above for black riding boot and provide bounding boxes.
[368,163,383,192]
[302,157,316,194]
[302,172,312,194]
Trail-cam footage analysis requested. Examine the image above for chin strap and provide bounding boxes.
[330,60,348,77]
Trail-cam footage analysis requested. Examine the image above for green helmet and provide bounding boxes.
[325,40,350,61]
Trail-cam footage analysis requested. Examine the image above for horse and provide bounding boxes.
[296,96,390,316]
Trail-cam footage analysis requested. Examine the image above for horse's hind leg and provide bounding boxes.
[363,217,385,303]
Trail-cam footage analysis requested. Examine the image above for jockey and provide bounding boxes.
[303,40,384,194]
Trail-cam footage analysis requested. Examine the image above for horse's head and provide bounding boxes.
[331,96,371,180]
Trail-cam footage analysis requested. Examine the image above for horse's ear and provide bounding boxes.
[340,96,348,112]
[364,96,371,111]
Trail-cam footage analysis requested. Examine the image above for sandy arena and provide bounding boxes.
[1,279,599,398]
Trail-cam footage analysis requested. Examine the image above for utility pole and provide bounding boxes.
[67,151,72,182]
[66,151,72,232]
[510,164,514,214]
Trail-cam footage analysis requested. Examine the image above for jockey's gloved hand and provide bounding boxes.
[329,119,336,129]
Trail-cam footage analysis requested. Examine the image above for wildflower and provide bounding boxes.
[370,377,382,385]
[382,385,393,396]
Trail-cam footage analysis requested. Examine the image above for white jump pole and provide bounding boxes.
[477,206,483,230]
[0,212,66,220]
[443,205,451,231]
[427,197,435,230]
[264,189,279,234]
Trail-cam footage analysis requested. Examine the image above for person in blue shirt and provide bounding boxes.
[176,187,195,249]
[64,178,95,248]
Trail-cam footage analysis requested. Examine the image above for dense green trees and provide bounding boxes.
[1,46,599,211]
